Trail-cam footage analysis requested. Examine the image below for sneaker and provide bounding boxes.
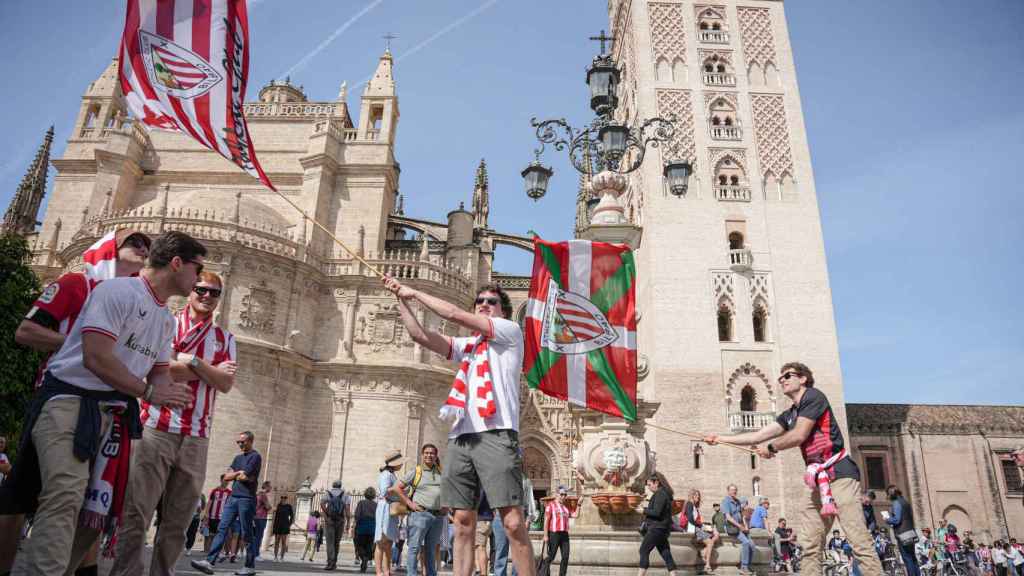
[190,559,215,575]
[234,568,256,576]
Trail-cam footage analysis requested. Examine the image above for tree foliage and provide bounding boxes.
[0,233,44,458]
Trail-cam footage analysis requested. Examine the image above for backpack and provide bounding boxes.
[327,491,347,520]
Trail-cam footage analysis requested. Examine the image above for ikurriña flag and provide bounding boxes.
[118,0,275,190]
[524,238,638,421]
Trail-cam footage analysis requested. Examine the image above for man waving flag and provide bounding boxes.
[119,0,275,190]
[524,238,638,421]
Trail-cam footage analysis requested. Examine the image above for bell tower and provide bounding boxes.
[608,0,848,519]
[358,49,399,145]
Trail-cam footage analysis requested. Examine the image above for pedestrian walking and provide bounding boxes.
[883,485,921,576]
[392,444,445,576]
[706,362,884,576]
[539,488,576,576]
[204,476,232,553]
[638,472,679,576]
[2,231,198,575]
[375,450,403,576]
[321,479,352,570]
[112,269,237,576]
[190,430,263,575]
[302,511,320,561]
[271,495,295,561]
[353,487,378,573]
[683,489,719,574]
[385,276,537,576]
[254,481,272,561]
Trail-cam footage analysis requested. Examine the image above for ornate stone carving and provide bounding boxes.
[750,272,771,307]
[574,421,654,495]
[737,7,777,68]
[637,354,650,381]
[712,271,734,308]
[239,280,277,333]
[726,362,773,403]
[355,303,414,352]
[750,94,794,179]
[649,3,685,67]
[655,89,695,164]
[708,148,749,177]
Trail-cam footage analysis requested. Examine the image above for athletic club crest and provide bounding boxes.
[539,279,618,355]
[138,30,222,99]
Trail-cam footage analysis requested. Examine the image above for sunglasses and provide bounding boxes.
[778,371,800,383]
[236,440,247,446]
[475,296,500,306]
[185,259,204,275]
[194,286,222,298]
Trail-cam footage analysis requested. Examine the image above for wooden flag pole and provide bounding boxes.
[268,188,386,279]
[642,422,759,455]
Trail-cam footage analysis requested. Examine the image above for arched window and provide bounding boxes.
[730,175,739,185]
[724,117,733,126]
[712,22,721,31]
[712,116,721,126]
[728,232,745,250]
[752,476,762,496]
[717,303,733,342]
[717,63,726,73]
[693,444,704,469]
[740,385,757,412]
[704,63,714,73]
[718,175,728,185]
[753,305,768,342]
[700,21,709,30]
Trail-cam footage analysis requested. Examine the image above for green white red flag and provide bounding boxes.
[524,238,638,421]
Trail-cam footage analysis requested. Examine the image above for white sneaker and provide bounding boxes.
[235,568,256,576]
[190,559,215,575]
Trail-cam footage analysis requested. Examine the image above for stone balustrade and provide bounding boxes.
[710,125,742,141]
[703,72,736,87]
[729,411,776,431]
[699,30,730,44]
[715,185,752,202]
[321,250,472,294]
[311,120,376,143]
[76,120,150,149]
[243,102,338,117]
[729,248,754,272]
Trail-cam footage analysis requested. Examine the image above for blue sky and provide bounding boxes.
[1,1,1021,406]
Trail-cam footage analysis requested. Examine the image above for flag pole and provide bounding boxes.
[642,422,759,455]
[267,187,386,279]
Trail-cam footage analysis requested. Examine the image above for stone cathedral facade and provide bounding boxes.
[5,0,1022,541]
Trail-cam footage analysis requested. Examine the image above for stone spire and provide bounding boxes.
[332,81,353,128]
[364,50,395,97]
[2,126,54,235]
[472,158,489,229]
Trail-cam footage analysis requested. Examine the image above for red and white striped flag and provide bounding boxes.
[118,0,275,190]
[82,230,120,283]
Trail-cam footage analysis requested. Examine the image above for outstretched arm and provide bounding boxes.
[384,275,490,355]
[705,422,785,447]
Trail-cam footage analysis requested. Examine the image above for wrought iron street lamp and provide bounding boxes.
[523,30,691,221]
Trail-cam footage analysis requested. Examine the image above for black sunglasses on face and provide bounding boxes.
[778,371,800,382]
[194,286,222,298]
[475,296,499,306]
[124,235,151,250]
[236,440,246,446]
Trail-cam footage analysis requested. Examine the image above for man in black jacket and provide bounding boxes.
[884,485,919,576]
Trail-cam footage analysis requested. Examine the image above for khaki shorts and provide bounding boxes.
[441,429,524,510]
[475,520,492,548]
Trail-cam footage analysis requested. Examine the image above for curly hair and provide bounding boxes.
[780,361,815,387]
[474,284,513,319]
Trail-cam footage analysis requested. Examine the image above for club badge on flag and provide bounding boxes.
[118,0,275,190]
[525,238,638,421]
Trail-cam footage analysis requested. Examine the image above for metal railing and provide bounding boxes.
[715,186,752,202]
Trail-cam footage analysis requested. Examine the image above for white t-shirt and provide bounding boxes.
[446,317,524,438]
[48,276,175,391]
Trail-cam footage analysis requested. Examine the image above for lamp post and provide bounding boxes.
[523,30,692,224]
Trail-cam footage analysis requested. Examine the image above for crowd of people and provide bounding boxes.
[0,226,1020,576]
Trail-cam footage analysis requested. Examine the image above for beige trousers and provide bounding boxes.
[20,398,112,576]
[798,476,884,576]
[108,427,209,576]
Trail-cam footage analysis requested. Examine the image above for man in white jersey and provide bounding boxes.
[110,270,237,576]
[384,276,536,576]
[16,231,200,576]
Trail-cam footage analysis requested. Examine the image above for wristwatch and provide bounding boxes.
[188,356,201,370]
[767,443,778,454]
[142,381,155,402]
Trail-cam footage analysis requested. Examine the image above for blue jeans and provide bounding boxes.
[207,496,257,568]
[492,513,517,576]
[898,543,920,576]
[406,511,444,576]
[737,531,755,569]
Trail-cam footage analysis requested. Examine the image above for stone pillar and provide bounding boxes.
[293,478,315,534]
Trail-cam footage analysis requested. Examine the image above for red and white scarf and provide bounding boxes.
[79,407,132,541]
[175,306,214,354]
[803,448,848,517]
[439,338,496,422]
